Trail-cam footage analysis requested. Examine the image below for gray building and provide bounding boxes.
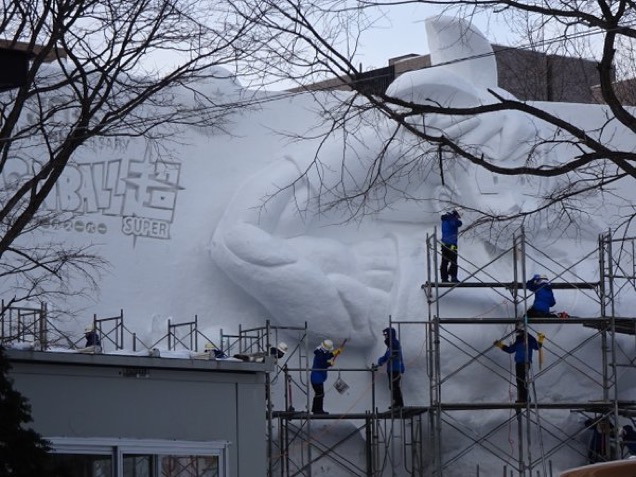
[492,45,600,103]
[7,348,270,477]
[296,46,604,104]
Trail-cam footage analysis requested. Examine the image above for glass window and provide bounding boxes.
[160,456,218,477]
[47,454,112,477]
[47,438,226,477]
[123,454,153,477]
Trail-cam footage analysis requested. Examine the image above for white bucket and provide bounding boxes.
[334,374,349,394]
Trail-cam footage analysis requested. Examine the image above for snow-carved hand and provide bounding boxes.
[210,157,398,343]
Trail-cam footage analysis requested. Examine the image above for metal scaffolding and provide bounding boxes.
[2,228,636,476]
[263,317,428,477]
[423,227,636,476]
[260,227,636,477]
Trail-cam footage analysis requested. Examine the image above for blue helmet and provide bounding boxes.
[382,327,396,339]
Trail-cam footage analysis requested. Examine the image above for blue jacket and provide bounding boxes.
[310,347,334,384]
[441,213,462,246]
[502,333,540,363]
[527,278,556,313]
[85,331,101,347]
[623,425,636,454]
[378,327,405,374]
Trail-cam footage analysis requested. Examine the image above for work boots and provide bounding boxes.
[311,396,329,415]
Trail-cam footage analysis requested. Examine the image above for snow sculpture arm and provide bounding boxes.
[210,158,396,342]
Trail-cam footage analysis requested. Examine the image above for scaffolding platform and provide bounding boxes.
[583,318,636,335]
[435,316,627,325]
[272,406,429,420]
[437,401,636,411]
[421,281,599,290]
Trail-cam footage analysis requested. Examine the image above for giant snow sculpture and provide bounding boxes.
[4,13,636,476]
[4,15,629,356]
[208,15,577,345]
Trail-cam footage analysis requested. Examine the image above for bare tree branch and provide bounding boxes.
[0,0,257,309]
[230,0,636,240]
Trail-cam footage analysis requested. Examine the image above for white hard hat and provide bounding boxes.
[85,326,94,333]
[320,339,334,352]
[277,342,288,353]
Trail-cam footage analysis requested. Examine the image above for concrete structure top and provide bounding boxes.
[5,348,274,373]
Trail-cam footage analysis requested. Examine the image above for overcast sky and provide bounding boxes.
[350,5,518,71]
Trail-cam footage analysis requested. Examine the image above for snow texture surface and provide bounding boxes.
[6,15,636,477]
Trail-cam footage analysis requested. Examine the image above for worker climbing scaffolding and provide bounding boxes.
[439,209,462,283]
[494,326,545,403]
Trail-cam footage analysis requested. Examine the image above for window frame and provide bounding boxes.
[47,437,230,477]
